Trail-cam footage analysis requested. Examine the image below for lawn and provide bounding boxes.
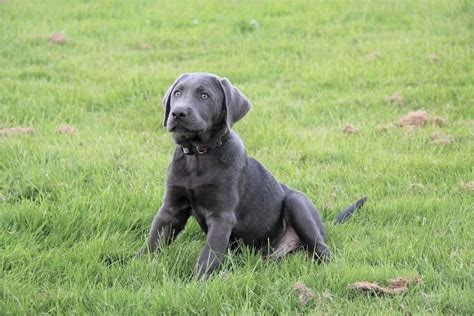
[1,0,473,314]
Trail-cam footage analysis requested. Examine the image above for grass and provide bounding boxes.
[1,0,473,314]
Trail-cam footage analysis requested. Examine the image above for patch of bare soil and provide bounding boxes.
[430,132,454,144]
[385,92,404,105]
[343,124,359,134]
[56,124,78,134]
[49,32,67,44]
[0,127,35,136]
[350,275,422,296]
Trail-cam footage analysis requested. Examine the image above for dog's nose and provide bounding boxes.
[171,109,187,120]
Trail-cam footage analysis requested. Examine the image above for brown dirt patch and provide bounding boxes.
[386,111,447,131]
[56,124,78,134]
[343,124,359,134]
[385,92,404,105]
[0,127,35,136]
[350,275,422,296]
[398,110,428,127]
[430,132,454,144]
[49,32,67,44]
[293,282,316,305]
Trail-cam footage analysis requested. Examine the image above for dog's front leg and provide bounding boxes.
[194,212,236,280]
[136,204,191,257]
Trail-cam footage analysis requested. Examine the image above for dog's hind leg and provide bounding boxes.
[282,191,332,261]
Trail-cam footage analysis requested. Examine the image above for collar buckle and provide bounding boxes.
[181,131,230,156]
[196,146,208,154]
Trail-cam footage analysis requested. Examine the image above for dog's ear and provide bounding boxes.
[162,74,188,127]
[219,78,251,128]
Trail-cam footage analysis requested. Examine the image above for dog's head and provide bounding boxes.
[162,73,251,144]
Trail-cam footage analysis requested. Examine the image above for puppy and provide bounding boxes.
[137,73,367,279]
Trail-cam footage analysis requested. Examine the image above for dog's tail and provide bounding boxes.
[334,196,368,224]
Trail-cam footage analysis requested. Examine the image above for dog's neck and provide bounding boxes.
[175,127,230,155]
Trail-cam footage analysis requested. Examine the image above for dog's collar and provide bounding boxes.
[181,131,230,155]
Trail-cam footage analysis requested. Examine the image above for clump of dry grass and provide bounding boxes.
[0,127,35,136]
[350,275,422,296]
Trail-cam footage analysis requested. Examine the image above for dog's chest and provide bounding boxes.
[169,151,231,189]
[183,184,225,234]
[170,160,218,190]
[169,155,237,220]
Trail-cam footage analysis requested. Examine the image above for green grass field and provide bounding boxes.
[1,0,473,314]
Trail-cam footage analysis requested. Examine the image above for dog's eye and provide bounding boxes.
[173,91,181,97]
[200,93,209,99]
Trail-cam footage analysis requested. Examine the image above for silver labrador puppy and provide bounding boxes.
[137,73,367,279]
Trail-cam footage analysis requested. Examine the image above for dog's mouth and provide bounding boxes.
[168,125,203,134]
[167,120,206,134]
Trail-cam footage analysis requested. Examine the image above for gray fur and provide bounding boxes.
[137,73,366,279]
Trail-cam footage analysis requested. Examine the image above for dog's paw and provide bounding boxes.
[314,246,332,263]
[135,246,149,258]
